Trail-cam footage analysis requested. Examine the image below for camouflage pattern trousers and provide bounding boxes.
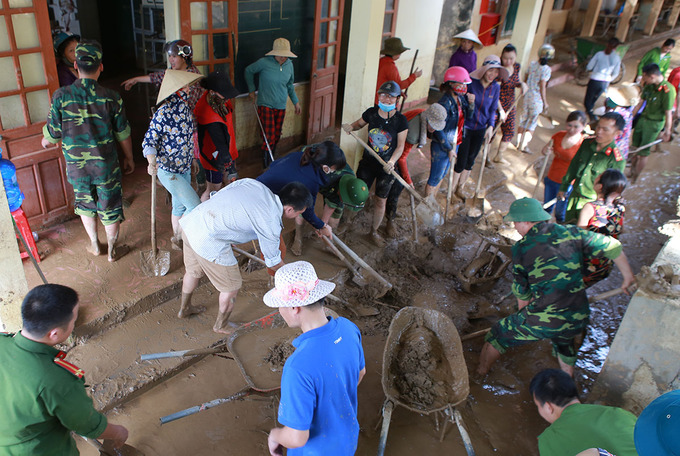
[485,303,589,366]
[66,159,124,225]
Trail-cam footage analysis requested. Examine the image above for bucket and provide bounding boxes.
[0,153,24,212]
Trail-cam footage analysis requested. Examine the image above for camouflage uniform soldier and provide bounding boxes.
[42,41,134,262]
[477,198,636,377]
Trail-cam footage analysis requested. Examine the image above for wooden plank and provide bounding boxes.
[581,0,604,37]
[643,0,664,35]
[616,0,640,42]
[667,0,680,27]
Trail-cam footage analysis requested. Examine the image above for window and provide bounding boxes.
[382,0,399,43]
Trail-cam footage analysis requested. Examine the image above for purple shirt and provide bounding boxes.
[57,61,77,87]
[465,78,500,131]
[449,47,477,75]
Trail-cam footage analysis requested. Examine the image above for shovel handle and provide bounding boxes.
[160,388,252,424]
[331,236,393,290]
[452,408,476,456]
[347,131,438,212]
[532,149,551,199]
[253,104,275,162]
[377,400,394,456]
[150,173,157,258]
[410,193,418,240]
[588,287,632,303]
[473,139,490,197]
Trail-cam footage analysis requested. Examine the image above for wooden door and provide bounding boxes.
[306,0,345,143]
[180,0,238,81]
[0,0,70,229]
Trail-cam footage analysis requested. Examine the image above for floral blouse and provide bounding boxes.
[142,92,195,173]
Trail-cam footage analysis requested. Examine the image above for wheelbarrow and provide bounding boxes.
[158,308,338,424]
[572,37,630,86]
[454,230,514,293]
[377,307,475,456]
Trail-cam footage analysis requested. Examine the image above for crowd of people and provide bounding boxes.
[1,27,678,455]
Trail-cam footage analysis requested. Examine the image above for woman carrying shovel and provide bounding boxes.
[143,70,203,250]
[343,81,408,247]
[449,56,507,200]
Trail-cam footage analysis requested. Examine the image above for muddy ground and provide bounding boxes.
[18,51,677,455]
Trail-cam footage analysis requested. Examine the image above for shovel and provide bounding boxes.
[82,436,144,456]
[465,136,491,219]
[252,103,275,164]
[140,173,170,277]
[347,131,443,227]
[445,127,461,221]
[231,246,380,315]
[321,236,369,286]
[532,148,552,199]
[332,235,393,297]
[409,193,418,241]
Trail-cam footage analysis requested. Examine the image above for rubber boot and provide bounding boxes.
[370,228,386,247]
[455,170,470,200]
[449,172,462,200]
[291,223,303,256]
[178,292,206,318]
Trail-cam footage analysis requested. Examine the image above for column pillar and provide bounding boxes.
[581,0,604,37]
[339,0,386,169]
[616,0,639,42]
[643,0,665,35]
[512,0,548,72]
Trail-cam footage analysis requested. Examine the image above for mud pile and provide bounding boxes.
[264,339,296,371]
[392,325,454,409]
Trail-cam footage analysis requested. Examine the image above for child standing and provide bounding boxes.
[577,169,627,287]
[541,110,587,222]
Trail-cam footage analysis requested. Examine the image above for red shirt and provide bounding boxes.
[668,67,680,109]
[546,131,584,183]
[396,108,425,185]
[375,56,417,104]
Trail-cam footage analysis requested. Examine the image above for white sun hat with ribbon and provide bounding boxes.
[156,69,204,105]
[263,261,336,308]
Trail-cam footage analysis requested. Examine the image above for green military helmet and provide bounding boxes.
[503,197,551,222]
[338,174,368,211]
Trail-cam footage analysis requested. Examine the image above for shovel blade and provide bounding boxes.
[415,196,444,227]
[139,250,171,277]
[100,441,145,456]
[465,196,485,219]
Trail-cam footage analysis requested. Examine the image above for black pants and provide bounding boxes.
[454,128,486,173]
[385,168,405,220]
[584,79,608,120]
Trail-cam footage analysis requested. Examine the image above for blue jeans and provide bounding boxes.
[157,168,201,217]
[543,177,569,223]
[427,141,456,186]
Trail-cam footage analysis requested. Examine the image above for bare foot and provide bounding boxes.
[213,321,240,335]
[178,305,207,318]
[290,238,303,256]
[108,244,130,262]
[87,241,101,256]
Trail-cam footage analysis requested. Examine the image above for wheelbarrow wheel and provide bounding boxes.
[462,252,502,293]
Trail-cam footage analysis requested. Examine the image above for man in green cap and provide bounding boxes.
[42,40,134,262]
[0,284,129,454]
[477,197,635,377]
[320,170,369,231]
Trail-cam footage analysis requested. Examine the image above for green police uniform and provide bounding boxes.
[320,164,357,219]
[0,332,107,455]
[559,138,625,223]
[42,43,131,225]
[485,222,622,365]
[632,80,676,156]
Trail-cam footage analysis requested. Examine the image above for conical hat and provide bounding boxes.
[156,69,204,104]
[606,83,640,107]
[452,29,483,47]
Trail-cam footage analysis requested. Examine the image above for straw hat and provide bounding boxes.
[452,29,483,47]
[263,261,336,308]
[156,69,203,104]
[469,55,509,81]
[265,38,297,58]
[607,83,640,107]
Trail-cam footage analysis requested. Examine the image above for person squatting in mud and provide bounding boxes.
[477,197,636,377]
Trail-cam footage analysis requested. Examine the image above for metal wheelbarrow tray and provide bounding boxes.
[377,307,475,455]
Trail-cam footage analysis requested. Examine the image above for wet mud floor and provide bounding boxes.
[31,51,678,455]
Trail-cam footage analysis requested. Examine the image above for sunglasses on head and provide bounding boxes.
[484,59,501,66]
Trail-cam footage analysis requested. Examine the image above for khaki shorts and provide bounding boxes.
[182,232,242,293]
